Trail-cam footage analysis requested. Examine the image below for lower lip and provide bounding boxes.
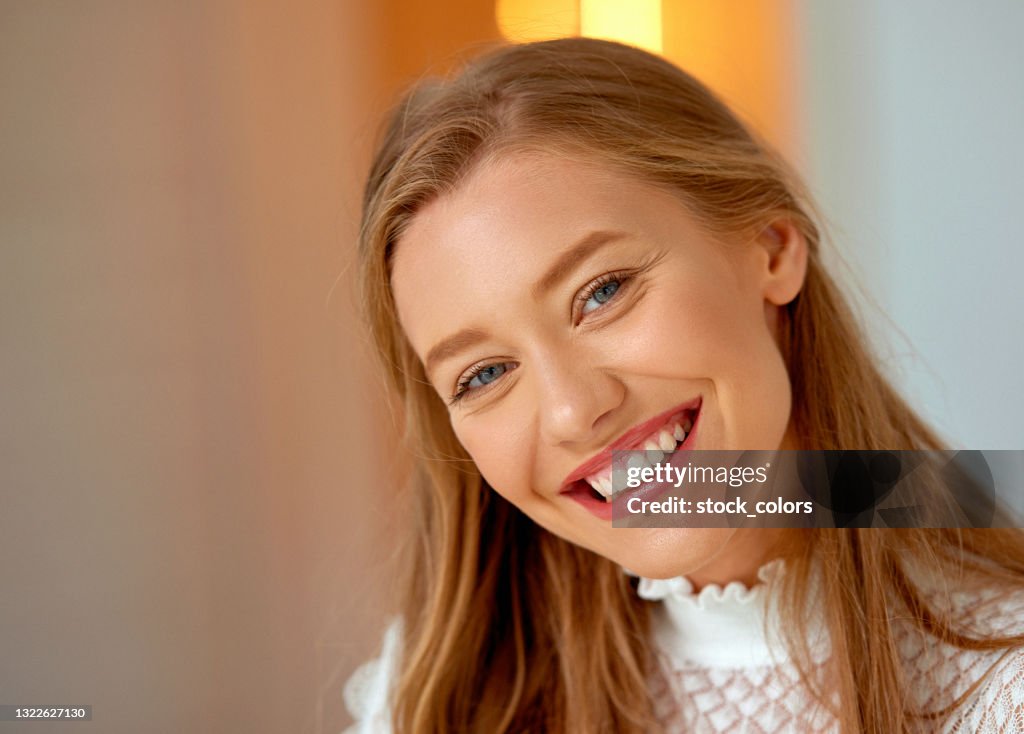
[564,403,702,521]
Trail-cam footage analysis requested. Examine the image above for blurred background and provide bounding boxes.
[1,1,1021,732]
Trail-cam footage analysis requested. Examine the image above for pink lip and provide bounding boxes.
[559,397,703,520]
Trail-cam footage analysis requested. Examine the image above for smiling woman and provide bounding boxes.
[391,151,798,582]
[346,38,1024,733]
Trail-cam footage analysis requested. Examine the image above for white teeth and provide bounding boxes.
[585,471,614,498]
[582,412,697,500]
[613,447,666,489]
[658,428,676,451]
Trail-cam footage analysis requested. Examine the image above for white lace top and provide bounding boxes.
[342,562,1024,732]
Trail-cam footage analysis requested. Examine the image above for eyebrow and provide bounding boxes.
[422,230,628,378]
[531,230,628,299]
[424,327,490,378]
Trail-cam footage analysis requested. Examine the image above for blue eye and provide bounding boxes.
[582,279,621,314]
[450,361,514,405]
[468,363,507,388]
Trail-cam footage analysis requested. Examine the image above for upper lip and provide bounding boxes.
[558,396,702,492]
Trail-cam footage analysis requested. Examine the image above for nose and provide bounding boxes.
[533,348,625,447]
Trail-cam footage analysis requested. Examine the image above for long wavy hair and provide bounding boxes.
[357,37,1024,733]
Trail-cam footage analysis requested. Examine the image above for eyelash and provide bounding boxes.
[574,271,633,323]
[447,270,634,405]
[449,360,514,406]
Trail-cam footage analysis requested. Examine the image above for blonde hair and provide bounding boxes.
[358,37,1024,733]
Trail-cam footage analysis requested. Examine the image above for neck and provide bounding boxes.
[686,528,793,591]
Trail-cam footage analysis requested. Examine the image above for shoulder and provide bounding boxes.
[898,580,1024,732]
[945,646,1024,732]
[956,582,1024,638]
[342,618,402,734]
[902,558,1024,644]
[950,584,1024,731]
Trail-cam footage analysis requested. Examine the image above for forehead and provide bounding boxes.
[395,152,646,265]
[388,152,701,359]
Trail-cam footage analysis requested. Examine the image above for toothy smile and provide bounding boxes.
[560,398,702,507]
[583,413,693,500]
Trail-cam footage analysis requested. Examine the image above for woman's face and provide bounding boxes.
[390,151,807,582]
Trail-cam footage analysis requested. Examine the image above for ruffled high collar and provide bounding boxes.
[636,559,789,669]
[636,559,784,606]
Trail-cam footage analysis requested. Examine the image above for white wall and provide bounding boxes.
[797,0,1024,449]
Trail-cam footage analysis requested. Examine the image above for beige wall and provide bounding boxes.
[1,2,402,732]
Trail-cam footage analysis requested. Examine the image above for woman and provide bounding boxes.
[345,37,1024,732]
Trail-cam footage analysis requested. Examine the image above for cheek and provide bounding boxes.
[636,271,770,375]
[452,412,534,501]
[711,314,792,446]
[650,271,792,444]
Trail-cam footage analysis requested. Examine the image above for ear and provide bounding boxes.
[756,219,808,306]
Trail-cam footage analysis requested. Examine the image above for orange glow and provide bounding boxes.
[661,1,798,157]
[580,0,662,53]
[493,0,798,156]
[496,0,579,42]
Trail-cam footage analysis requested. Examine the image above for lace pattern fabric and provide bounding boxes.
[653,641,1024,733]
[342,621,401,734]
[652,657,838,733]
[342,568,1024,733]
[646,570,1024,733]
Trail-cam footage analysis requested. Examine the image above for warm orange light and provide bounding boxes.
[495,0,579,43]
[493,0,797,158]
[660,1,798,158]
[580,0,662,53]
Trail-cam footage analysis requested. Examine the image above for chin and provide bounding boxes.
[603,528,737,580]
